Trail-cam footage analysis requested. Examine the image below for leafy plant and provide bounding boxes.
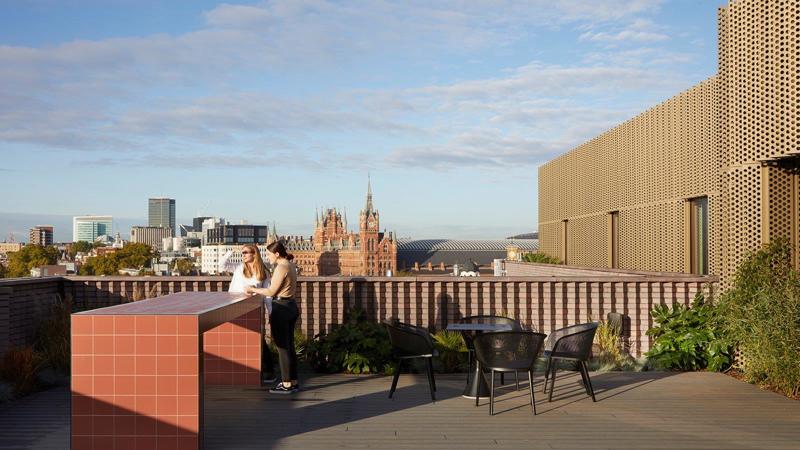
[0,346,44,396]
[715,239,800,398]
[33,295,71,373]
[431,330,467,373]
[521,252,561,264]
[293,329,308,359]
[305,307,392,374]
[590,319,643,371]
[595,320,622,361]
[645,292,730,372]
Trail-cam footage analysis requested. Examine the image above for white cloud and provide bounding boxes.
[579,18,670,43]
[0,0,696,174]
[385,131,567,170]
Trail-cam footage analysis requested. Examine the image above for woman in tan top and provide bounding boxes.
[246,240,299,394]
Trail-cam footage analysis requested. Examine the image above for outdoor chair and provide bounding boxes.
[542,322,599,402]
[472,331,547,415]
[459,315,523,388]
[384,321,438,401]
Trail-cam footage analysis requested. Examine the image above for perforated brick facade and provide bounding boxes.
[539,0,799,282]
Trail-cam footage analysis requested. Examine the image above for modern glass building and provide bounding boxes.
[72,216,113,243]
[148,198,176,234]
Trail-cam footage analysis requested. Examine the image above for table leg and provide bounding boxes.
[462,361,491,399]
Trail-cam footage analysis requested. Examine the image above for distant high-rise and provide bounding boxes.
[73,216,113,243]
[29,225,54,246]
[206,224,269,245]
[193,217,212,231]
[131,226,174,252]
[148,198,176,233]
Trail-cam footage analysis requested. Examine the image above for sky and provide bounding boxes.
[0,0,722,242]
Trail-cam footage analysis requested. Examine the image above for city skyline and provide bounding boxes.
[0,1,720,239]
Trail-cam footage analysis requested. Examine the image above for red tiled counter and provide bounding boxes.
[71,292,263,450]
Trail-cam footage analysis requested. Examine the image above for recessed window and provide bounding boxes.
[690,197,708,275]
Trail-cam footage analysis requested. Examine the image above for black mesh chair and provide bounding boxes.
[542,322,599,402]
[473,331,547,415]
[459,315,523,388]
[384,321,438,401]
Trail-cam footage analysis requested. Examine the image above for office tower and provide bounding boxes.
[29,225,54,246]
[148,198,176,233]
[73,216,113,243]
[193,217,212,231]
[130,226,174,252]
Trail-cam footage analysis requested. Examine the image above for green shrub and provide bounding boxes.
[588,320,644,371]
[715,239,800,398]
[595,320,621,361]
[0,346,44,396]
[305,307,392,374]
[645,292,730,372]
[34,297,71,374]
[431,330,467,373]
[521,252,561,264]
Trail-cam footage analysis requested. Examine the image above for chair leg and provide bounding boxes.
[475,361,481,407]
[528,370,536,415]
[389,359,402,398]
[500,372,505,386]
[425,358,436,401]
[429,358,437,391]
[542,357,552,393]
[578,362,591,395]
[581,361,596,402]
[548,364,557,402]
[515,371,519,391]
[466,350,472,384]
[489,369,495,416]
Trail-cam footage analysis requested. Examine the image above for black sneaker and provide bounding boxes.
[261,374,277,385]
[270,383,298,394]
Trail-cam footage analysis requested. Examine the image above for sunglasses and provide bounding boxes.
[241,251,255,255]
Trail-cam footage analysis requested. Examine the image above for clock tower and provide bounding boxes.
[359,175,381,275]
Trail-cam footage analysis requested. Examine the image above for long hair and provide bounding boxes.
[266,240,294,261]
[241,244,268,281]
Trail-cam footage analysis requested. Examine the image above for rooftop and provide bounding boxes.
[2,370,798,449]
[398,239,539,252]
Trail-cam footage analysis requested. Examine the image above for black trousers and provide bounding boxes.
[261,306,274,377]
[270,299,299,381]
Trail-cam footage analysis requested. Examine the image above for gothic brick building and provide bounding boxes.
[279,180,398,276]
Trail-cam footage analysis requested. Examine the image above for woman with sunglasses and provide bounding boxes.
[246,240,299,394]
[220,243,276,384]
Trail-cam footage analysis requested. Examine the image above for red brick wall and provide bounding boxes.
[1,273,719,358]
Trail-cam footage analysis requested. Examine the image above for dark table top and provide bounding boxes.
[446,323,513,331]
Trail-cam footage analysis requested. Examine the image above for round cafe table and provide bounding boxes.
[446,322,513,399]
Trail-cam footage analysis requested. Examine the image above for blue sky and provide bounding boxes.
[0,0,721,242]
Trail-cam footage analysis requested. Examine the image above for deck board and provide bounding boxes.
[1,371,798,449]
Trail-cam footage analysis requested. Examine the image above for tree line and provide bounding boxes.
[0,242,156,278]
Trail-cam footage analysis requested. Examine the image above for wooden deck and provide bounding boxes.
[1,370,799,449]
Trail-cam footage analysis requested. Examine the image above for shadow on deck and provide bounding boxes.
[1,371,799,449]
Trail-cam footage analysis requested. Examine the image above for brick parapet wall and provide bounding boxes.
[1,274,719,358]
[0,277,65,356]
